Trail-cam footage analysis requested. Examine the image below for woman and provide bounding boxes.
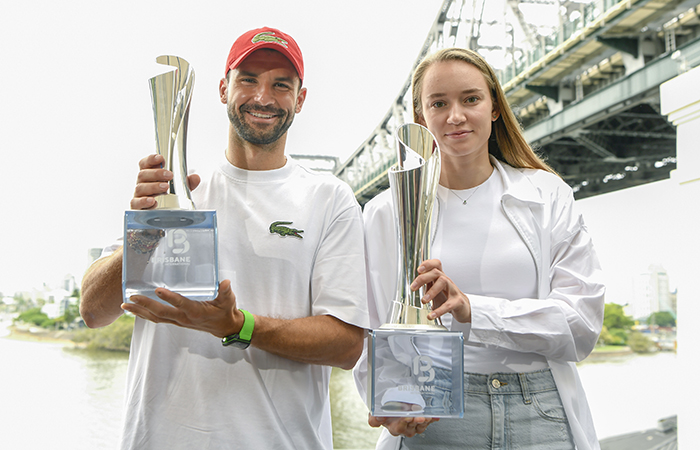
[354,48,605,449]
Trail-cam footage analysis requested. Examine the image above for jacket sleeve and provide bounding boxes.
[455,185,605,363]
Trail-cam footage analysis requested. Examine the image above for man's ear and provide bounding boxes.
[295,87,308,114]
[219,78,228,104]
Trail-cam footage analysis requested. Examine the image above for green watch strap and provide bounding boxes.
[238,309,254,341]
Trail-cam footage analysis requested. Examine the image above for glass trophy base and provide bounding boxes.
[123,210,218,303]
[368,328,464,418]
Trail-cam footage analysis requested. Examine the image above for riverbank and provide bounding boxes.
[2,316,133,352]
[583,345,634,362]
[4,323,83,346]
[583,344,676,365]
[5,321,666,361]
[0,313,76,344]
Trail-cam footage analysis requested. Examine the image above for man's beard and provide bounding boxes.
[228,103,295,146]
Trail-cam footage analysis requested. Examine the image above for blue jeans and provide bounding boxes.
[401,369,575,450]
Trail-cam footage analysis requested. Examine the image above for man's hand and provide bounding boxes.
[412,259,472,323]
[368,414,439,438]
[122,279,242,338]
[131,154,201,210]
[123,278,363,369]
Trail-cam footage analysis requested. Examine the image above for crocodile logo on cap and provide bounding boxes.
[252,31,289,48]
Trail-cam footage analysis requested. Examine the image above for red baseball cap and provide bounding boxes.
[225,27,304,82]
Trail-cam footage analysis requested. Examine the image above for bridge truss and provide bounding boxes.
[335,0,700,204]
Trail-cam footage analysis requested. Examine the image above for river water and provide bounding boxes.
[0,321,129,449]
[0,319,677,449]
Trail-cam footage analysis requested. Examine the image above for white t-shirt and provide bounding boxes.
[432,167,548,373]
[118,156,369,450]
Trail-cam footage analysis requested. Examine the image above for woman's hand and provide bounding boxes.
[412,259,472,323]
[368,414,439,437]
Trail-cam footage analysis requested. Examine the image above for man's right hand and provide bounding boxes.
[131,154,201,210]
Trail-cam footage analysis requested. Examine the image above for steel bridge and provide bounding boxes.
[334,0,700,205]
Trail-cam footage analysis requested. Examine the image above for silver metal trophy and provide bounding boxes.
[150,55,196,211]
[123,56,219,303]
[368,123,464,418]
[385,123,444,328]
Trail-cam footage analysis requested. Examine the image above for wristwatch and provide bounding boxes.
[221,309,254,349]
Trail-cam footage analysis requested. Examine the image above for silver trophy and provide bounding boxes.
[123,56,219,303]
[384,123,443,328]
[149,55,195,211]
[368,123,464,418]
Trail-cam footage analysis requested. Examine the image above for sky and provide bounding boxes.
[0,0,442,295]
[0,0,695,310]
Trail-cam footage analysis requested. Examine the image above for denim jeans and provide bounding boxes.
[401,369,575,450]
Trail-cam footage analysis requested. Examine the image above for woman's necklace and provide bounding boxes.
[448,185,481,205]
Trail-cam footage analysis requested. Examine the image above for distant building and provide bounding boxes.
[88,247,103,265]
[42,302,62,319]
[40,288,72,319]
[630,264,674,320]
[669,289,677,317]
[62,274,76,294]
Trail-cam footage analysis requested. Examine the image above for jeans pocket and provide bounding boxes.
[531,390,568,422]
[423,386,453,411]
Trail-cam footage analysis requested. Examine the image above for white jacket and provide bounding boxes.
[354,157,605,450]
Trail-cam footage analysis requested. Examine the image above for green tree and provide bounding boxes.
[14,294,32,311]
[603,303,634,330]
[627,332,655,353]
[598,325,627,346]
[73,315,134,351]
[648,311,676,327]
[16,307,51,327]
[61,302,80,325]
[597,303,635,347]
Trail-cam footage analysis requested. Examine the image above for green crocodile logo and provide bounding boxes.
[252,31,289,48]
[269,221,303,239]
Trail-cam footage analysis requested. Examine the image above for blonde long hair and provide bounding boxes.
[412,47,556,174]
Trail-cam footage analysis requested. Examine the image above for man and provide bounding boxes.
[81,27,369,449]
